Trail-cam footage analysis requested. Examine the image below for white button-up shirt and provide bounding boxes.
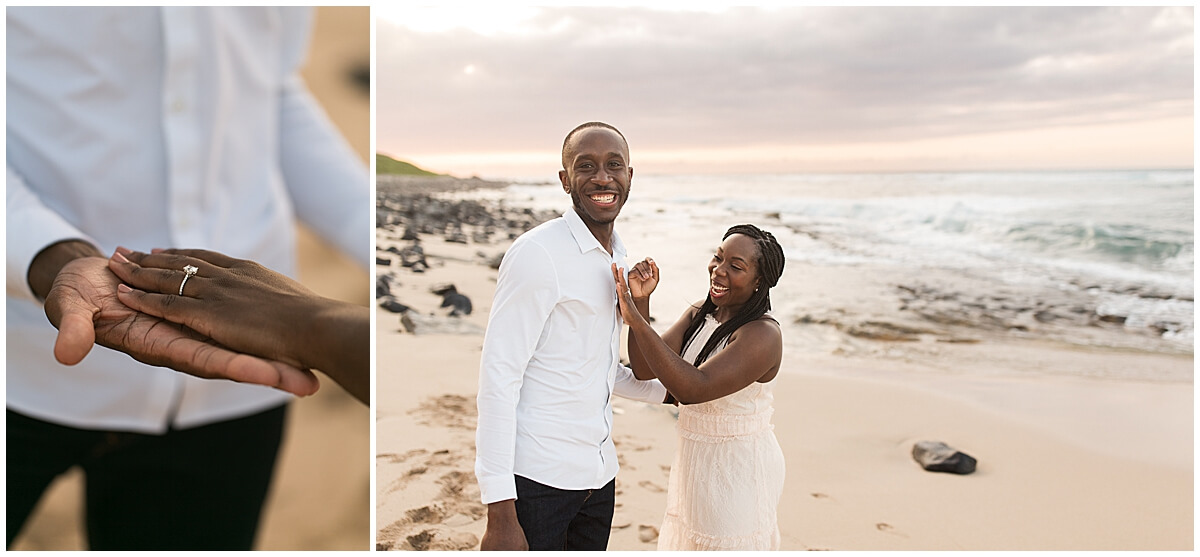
[6,7,368,433]
[475,209,667,504]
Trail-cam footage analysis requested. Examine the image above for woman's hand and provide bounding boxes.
[611,263,646,329]
[626,257,659,300]
[108,247,369,403]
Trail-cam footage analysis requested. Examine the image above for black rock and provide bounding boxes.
[377,297,410,314]
[912,440,977,475]
[375,257,391,266]
[376,277,392,298]
[398,244,426,268]
[487,252,505,270]
[432,284,473,316]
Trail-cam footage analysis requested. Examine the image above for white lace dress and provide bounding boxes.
[657,314,785,551]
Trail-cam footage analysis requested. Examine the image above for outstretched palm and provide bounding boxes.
[44,257,318,396]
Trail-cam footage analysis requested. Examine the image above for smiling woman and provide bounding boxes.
[614,223,788,550]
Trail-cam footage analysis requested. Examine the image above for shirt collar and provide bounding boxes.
[563,209,626,258]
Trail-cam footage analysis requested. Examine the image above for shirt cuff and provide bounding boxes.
[477,474,518,505]
[642,379,668,404]
[6,167,102,300]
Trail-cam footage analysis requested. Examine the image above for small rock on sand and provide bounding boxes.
[912,440,977,475]
[638,525,659,543]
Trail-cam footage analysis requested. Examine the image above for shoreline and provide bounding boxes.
[373,192,1193,550]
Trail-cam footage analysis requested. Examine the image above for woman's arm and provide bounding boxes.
[624,258,694,380]
[108,247,368,403]
[613,264,781,404]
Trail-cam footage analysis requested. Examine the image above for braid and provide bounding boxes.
[680,224,786,367]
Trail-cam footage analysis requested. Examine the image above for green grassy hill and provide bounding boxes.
[376,154,440,176]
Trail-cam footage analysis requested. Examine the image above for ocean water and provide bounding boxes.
[461,169,1193,368]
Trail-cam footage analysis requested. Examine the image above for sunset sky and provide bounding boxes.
[376,6,1193,179]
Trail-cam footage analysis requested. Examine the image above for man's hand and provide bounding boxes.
[480,500,528,551]
[34,243,318,396]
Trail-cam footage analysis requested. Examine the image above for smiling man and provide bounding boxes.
[474,122,669,551]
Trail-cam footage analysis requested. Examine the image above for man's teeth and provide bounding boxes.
[591,193,615,203]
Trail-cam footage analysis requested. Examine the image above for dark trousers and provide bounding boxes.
[514,475,615,551]
[6,404,287,550]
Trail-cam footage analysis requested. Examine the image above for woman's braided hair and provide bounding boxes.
[680,224,786,366]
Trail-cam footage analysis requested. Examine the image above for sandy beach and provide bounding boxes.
[374,183,1192,551]
[9,8,371,551]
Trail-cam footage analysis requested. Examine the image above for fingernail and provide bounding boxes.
[112,251,130,264]
[115,246,132,256]
[117,284,132,293]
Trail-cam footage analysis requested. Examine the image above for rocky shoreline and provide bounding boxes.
[375,177,559,333]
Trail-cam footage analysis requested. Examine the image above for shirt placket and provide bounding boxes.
[598,249,623,484]
[161,7,206,249]
[158,8,203,426]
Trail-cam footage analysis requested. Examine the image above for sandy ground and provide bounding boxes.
[9,7,371,551]
[374,225,1193,551]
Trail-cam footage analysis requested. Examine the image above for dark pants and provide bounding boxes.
[514,475,615,551]
[6,404,287,550]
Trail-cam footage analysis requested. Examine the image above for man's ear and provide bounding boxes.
[559,169,570,194]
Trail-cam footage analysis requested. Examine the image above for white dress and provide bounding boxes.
[657,314,786,551]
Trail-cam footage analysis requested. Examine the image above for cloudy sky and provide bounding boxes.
[376,6,1193,178]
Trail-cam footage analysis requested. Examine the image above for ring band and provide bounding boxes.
[179,265,198,296]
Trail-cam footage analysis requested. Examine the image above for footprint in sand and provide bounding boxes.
[638,480,666,493]
[638,525,660,543]
[403,528,479,551]
[382,499,484,549]
[408,394,477,430]
[376,448,428,464]
[437,470,479,501]
[378,403,488,550]
[811,492,830,499]
[406,505,444,524]
[875,522,908,538]
[384,448,469,493]
[613,436,653,452]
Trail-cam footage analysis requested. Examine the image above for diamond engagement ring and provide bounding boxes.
[179,265,199,296]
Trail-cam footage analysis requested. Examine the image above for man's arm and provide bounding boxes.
[475,239,558,550]
[274,9,370,268]
[7,166,101,301]
[614,364,668,404]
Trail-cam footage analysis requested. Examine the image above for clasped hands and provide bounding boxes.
[43,244,356,399]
